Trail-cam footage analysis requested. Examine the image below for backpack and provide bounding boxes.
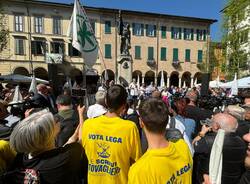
[165,117,183,142]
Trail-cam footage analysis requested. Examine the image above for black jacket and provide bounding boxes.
[1,143,85,184]
[194,132,246,184]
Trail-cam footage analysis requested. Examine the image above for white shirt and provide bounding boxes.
[167,116,194,155]
[129,82,139,96]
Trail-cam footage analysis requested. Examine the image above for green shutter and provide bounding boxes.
[153,25,157,37]
[171,27,174,39]
[173,48,178,61]
[184,28,187,40]
[135,46,141,59]
[198,50,203,62]
[145,24,148,36]
[178,27,182,39]
[185,49,190,62]
[105,44,111,58]
[68,43,72,56]
[196,29,199,40]
[191,29,194,40]
[161,47,167,61]
[161,26,166,38]
[148,47,154,60]
[203,30,207,41]
[132,23,136,35]
[105,21,111,33]
[141,24,144,36]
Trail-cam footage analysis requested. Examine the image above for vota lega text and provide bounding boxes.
[89,134,122,143]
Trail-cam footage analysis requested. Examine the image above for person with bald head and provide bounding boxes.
[192,113,246,184]
[32,84,57,113]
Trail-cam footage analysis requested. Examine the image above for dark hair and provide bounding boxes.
[174,98,187,117]
[106,85,127,112]
[56,95,72,106]
[139,98,169,134]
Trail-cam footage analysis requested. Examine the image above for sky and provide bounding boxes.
[47,0,228,42]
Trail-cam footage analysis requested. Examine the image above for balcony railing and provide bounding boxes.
[147,59,156,67]
[45,53,63,64]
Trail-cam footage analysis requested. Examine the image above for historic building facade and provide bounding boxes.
[0,0,216,87]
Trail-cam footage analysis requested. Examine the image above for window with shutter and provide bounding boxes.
[133,23,144,36]
[203,30,207,41]
[135,46,141,59]
[178,27,182,39]
[105,44,111,58]
[161,47,167,61]
[146,25,156,37]
[161,26,166,38]
[171,27,181,39]
[89,19,96,34]
[148,47,154,60]
[14,15,24,32]
[198,50,203,62]
[34,16,43,33]
[185,49,190,62]
[105,21,111,34]
[15,38,24,55]
[53,17,61,35]
[173,48,178,61]
[191,29,194,40]
[171,27,174,39]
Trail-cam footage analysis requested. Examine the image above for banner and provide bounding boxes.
[67,0,98,68]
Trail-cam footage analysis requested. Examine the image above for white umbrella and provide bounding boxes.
[29,75,37,94]
[209,80,224,88]
[194,78,197,86]
[182,81,186,89]
[10,85,23,104]
[0,74,49,84]
[237,76,250,88]
[216,75,220,88]
[104,69,109,81]
[160,71,165,88]
[137,75,140,87]
[231,73,238,96]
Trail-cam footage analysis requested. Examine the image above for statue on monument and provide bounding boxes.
[118,10,131,56]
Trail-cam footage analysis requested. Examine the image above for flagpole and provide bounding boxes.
[79,0,108,82]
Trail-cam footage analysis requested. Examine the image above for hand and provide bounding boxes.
[25,108,34,118]
[203,174,212,184]
[77,105,85,116]
[200,125,212,135]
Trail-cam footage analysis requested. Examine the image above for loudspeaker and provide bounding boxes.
[48,64,59,96]
[200,73,210,96]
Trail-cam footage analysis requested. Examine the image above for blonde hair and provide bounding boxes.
[10,110,55,155]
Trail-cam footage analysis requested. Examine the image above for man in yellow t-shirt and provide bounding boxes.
[82,85,142,184]
[128,98,193,184]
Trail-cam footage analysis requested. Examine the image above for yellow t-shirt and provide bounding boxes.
[0,140,16,174]
[128,139,193,184]
[82,115,142,184]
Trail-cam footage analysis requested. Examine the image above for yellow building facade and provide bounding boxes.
[0,0,216,87]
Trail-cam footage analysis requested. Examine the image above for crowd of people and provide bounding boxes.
[0,80,250,184]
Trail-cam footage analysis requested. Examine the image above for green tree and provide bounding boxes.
[0,3,9,52]
[222,0,249,80]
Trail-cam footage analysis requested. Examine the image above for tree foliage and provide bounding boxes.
[0,3,9,52]
[222,0,249,79]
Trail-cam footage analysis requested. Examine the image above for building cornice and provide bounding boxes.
[9,0,217,24]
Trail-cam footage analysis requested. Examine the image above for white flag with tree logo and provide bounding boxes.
[67,0,98,68]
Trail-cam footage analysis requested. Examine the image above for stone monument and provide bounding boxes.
[117,10,132,85]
